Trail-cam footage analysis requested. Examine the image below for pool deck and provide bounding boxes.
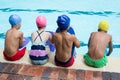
[0,49,120,80]
[0,62,120,80]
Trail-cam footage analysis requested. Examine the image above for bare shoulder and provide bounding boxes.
[107,33,112,40]
[91,32,96,35]
[107,33,112,37]
[6,29,13,34]
[53,32,59,36]
[18,31,23,37]
[44,31,51,36]
[70,34,76,38]
[31,31,36,35]
[70,34,78,40]
[52,32,61,39]
[6,30,10,35]
[31,31,37,36]
[18,31,23,35]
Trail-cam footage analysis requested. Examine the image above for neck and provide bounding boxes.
[98,30,107,33]
[98,29,107,33]
[38,28,45,31]
[12,26,18,30]
[60,30,67,33]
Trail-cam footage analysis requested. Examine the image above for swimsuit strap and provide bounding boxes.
[34,30,44,42]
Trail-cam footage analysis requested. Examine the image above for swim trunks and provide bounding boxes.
[3,47,26,61]
[84,53,108,68]
[55,56,74,67]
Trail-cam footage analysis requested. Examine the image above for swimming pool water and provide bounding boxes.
[0,0,120,57]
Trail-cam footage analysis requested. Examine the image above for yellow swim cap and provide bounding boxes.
[98,20,109,32]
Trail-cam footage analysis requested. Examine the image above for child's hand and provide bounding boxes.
[23,38,26,42]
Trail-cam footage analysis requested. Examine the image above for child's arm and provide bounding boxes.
[88,33,93,48]
[19,32,23,48]
[50,33,55,44]
[48,32,52,42]
[88,37,91,48]
[31,33,34,43]
[73,35,80,48]
[107,37,113,56]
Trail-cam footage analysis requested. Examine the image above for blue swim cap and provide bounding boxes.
[57,15,70,30]
[9,14,21,26]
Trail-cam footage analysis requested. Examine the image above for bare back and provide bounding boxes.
[88,31,112,59]
[52,31,80,62]
[4,29,23,56]
[31,30,51,44]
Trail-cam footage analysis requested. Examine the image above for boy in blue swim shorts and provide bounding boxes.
[84,20,113,68]
[51,15,80,67]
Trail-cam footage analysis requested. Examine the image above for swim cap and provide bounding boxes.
[36,15,47,28]
[9,14,21,26]
[98,20,109,32]
[57,15,70,30]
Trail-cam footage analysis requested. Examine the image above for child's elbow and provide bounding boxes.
[76,43,80,48]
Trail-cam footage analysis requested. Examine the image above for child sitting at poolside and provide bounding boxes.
[3,14,28,61]
[51,15,80,67]
[29,15,51,65]
[84,20,113,68]
[56,16,76,57]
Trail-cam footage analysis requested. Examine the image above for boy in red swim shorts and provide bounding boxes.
[51,15,80,67]
[3,14,28,61]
